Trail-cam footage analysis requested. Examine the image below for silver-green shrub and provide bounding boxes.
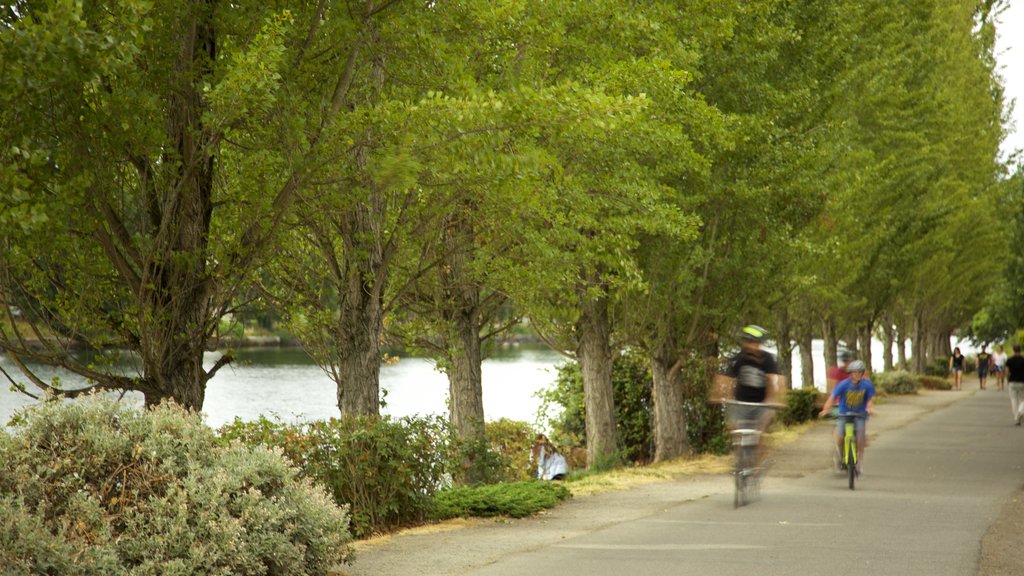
[875,370,920,395]
[0,396,352,576]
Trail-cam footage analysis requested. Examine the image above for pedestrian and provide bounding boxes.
[1006,344,1024,426]
[977,346,992,391]
[949,347,965,391]
[992,344,1008,392]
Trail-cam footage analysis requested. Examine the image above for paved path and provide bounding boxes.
[339,388,1024,576]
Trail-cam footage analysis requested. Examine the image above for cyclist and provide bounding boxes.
[726,325,780,463]
[819,360,876,473]
[826,350,854,397]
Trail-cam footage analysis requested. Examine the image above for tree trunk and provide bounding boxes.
[912,312,926,373]
[576,288,617,469]
[896,322,909,371]
[335,269,383,417]
[882,314,895,372]
[138,0,217,410]
[823,318,838,372]
[776,310,793,391]
[799,329,814,389]
[858,322,873,373]
[650,346,690,462]
[445,304,485,445]
[441,208,485,444]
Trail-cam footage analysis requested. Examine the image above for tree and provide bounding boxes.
[0,1,388,409]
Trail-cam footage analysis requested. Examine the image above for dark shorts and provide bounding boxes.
[979,366,989,377]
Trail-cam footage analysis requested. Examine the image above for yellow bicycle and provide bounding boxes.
[838,412,866,490]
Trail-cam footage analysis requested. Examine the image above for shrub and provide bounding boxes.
[484,419,537,482]
[537,349,652,465]
[779,388,821,426]
[431,481,571,520]
[917,375,952,390]
[926,356,950,377]
[0,396,352,576]
[683,397,729,456]
[875,370,920,395]
[220,414,450,538]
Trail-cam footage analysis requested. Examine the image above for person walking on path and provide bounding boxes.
[977,346,992,390]
[992,344,1008,392]
[949,347,966,391]
[1006,344,1024,426]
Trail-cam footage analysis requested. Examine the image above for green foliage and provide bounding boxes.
[219,414,535,537]
[927,356,951,377]
[779,388,821,426]
[875,371,921,395]
[916,375,952,391]
[431,481,571,521]
[0,396,351,576]
[538,350,652,464]
[682,399,730,456]
[219,414,449,538]
[484,419,538,482]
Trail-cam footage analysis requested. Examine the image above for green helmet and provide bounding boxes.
[740,325,767,342]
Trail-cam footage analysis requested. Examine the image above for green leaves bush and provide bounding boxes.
[431,481,571,520]
[875,371,921,395]
[220,414,450,538]
[778,388,821,426]
[0,396,352,576]
[219,414,537,537]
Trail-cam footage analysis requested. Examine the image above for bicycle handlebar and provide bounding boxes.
[719,399,786,409]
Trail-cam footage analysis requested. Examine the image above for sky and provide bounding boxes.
[995,2,1024,157]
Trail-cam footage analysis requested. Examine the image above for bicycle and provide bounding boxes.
[724,400,781,507]
[836,412,867,490]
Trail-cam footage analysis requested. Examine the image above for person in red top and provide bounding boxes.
[826,350,853,396]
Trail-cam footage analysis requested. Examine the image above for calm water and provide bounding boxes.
[0,337,960,428]
[0,346,568,428]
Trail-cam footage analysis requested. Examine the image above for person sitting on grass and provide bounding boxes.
[532,434,568,481]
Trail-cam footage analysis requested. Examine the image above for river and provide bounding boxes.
[0,345,568,428]
[0,337,967,429]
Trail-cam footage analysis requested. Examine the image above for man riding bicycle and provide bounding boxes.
[726,325,780,461]
[818,360,876,473]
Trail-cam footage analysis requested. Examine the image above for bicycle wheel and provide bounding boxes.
[734,469,745,508]
[846,436,856,490]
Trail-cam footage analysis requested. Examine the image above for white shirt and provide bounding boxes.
[537,446,569,480]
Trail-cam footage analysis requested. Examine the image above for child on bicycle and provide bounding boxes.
[818,360,876,472]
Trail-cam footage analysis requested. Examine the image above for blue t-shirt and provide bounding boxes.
[831,378,876,415]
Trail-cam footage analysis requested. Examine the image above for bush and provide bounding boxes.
[483,419,538,482]
[220,414,450,538]
[683,398,730,456]
[917,375,952,390]
[875,370,921,395]
[779,388,821,426]
[431,481,571,520]
[926,356,950,377]
[0,396,352,576]
[537,349,652,465]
